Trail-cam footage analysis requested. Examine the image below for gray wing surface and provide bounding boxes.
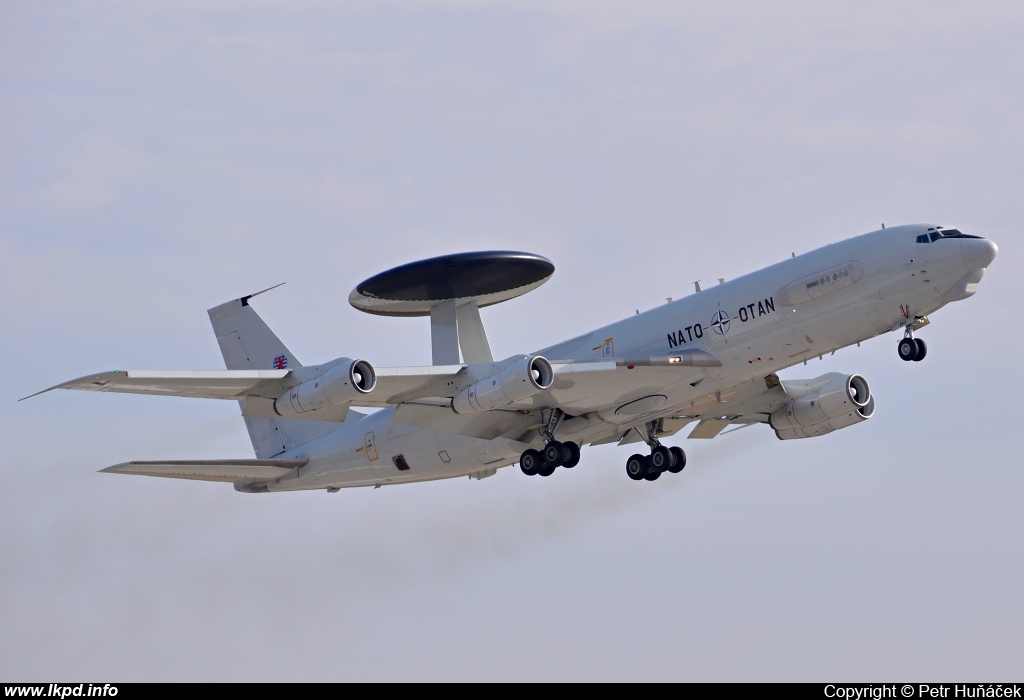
[100,459,308,482]
[22,370,291,400]
[27,352,779,444]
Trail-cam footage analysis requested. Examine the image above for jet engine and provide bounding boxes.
[770,373,874,440]
[274,359,376,417]
[452,355,554,414]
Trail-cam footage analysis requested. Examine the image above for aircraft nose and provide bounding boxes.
[961,238,998,270]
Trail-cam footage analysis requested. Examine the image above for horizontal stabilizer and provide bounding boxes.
[22,370,290,401]
[100,458,308,482]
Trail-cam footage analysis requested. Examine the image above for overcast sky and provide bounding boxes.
[2,0,1022,681]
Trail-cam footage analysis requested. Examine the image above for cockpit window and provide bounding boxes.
[918,227,980,243]
[932,228,980,240]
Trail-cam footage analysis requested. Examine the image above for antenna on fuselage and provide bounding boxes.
[694,280,702,293]
[240,282,286,306]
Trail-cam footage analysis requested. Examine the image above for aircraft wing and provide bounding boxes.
[384,367,820,446]
[22,370,291,401]
[385,352,724,440]
[26,365,469,406]
[550,373,788,446]
[27,353,733,439]
[366,352,720,412]
[101,458,308,482]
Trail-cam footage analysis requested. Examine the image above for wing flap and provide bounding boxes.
[688,419,731,439]
[100,458,308,482]
[356,364,466,407]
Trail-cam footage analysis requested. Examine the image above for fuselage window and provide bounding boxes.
[916,234,929,243]
[929,231,942,242]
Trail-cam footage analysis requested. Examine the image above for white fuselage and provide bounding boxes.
[256,224,993,492]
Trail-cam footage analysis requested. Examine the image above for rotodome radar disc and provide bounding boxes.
[348,251,555,316]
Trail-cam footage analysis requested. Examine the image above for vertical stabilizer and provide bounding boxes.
[208,293,337,458]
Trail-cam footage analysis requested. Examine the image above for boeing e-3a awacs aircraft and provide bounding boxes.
[27,224,997,491]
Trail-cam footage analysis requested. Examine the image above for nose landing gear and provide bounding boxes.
[624,421,687,482]
[898,337,927,361]
[897,317,930,362]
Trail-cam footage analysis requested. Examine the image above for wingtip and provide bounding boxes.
[19,371,126,401]
[19,386,56,401]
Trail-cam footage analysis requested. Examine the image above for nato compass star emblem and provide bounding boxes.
[711,307,731,336]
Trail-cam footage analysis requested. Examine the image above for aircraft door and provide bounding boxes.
[363,431,379,462]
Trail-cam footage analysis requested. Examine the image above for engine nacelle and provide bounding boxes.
[274,359,376,417]
[774,395,875,440]
[770,373,873,438]
[451,355,554,414]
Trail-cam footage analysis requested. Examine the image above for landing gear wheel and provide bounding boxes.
[519,449,541,476]
[561,441,581,468]
[913,338,928,362]
[898,337,919,361]
[538,464,557,477]
[543,441,565,468]
[650,445,672,472]
[644,470,662,481]
[667,446,686,473]
[626,454,648,481]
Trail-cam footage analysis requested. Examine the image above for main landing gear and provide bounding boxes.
[898,317,929,362]
[519,441,581,477]
[625,421,686,482]
[517,411,688,482]
[520,409,581,477]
